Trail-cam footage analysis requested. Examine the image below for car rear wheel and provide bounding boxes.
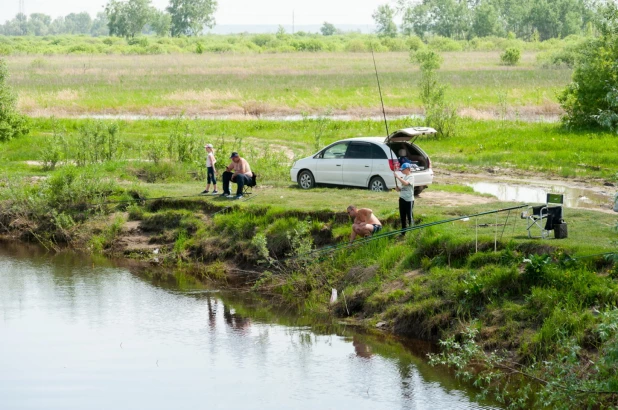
[298,170,315,189]
[369,176,386,192]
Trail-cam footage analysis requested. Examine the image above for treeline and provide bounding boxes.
[376,0,599,40]
[0,0,216,38]
[0,12,110,37]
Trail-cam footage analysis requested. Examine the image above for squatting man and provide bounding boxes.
[347,205,382,242]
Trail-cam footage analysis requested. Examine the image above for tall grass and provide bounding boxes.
[5,51,571,116]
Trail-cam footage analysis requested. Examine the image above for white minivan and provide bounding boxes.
[290,127,435,194]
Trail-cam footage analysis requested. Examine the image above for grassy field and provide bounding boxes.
[2,117,616,181]
[5,52,569,117]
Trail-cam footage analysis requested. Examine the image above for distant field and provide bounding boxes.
[5,52,571,118]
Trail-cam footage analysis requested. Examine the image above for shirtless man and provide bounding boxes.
[347,205,382,242]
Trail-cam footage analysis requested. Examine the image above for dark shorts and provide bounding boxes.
[372,224,382,234]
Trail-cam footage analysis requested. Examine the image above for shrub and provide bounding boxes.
[411,49,443,71]
[405,35,425,51]
[345,39,367,52]
[73,121,122,166]
[0,59,29,142]
[559,4,618,130]
[427,36,463,52]
[500,47,521,65]
[127,37,149,47]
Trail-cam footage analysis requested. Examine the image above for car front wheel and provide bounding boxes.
[369,176,386,192]
[298,170,315,189]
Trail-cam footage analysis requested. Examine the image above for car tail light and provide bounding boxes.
[388,159,398,171]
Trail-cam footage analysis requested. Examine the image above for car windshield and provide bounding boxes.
[322,142,348,159]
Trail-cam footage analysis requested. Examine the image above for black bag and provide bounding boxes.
[554,221,568,239]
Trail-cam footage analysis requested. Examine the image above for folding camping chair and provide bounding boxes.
[242,173,257,196]
[521,193,564,239]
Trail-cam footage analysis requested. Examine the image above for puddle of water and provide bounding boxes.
[468,181,613,209]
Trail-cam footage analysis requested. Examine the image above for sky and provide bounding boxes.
[0,0,390,25]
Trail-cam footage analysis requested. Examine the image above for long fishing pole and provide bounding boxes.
[370,45,398,189]
[281,204,530,263]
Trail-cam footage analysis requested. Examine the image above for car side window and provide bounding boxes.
[371,144,388,159]
[345,142,373,159]
[322,142,349,159]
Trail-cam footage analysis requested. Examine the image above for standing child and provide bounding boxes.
[201,144,218,195]
[393,163,415,235]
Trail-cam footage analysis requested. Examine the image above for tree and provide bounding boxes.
[472,1,500,38]
[372,4,398,38]
[0,59,29,142]
[91,12,110,36]
[64,12,92,35]
[28,13,51,36]
[105,0,152,38]
[401,3,431,38]
[49,17,66,35]
[149,9,171,37]
[167,0,217,37]
[320,22,337,36]
[411,50,458,138]
[559,3,618,130]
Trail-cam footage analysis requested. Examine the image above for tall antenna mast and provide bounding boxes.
[370,46,398,188]
[19,0,25,15]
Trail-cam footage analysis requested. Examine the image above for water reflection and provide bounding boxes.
[0,242,498,410]
[468,181,612,210]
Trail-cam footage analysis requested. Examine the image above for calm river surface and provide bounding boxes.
[0,243,497,410]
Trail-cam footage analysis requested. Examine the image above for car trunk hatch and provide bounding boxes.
[384,127,437,145]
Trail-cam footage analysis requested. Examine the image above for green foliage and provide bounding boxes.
[0,59,29,142]
[430,312,618,409]
[559,3,618,130]
[399,0,595,41]
[105,0,153,39]
[149,9,171,37]
[74,121,121,166]
[40,125,67,171]
[167,0,217,37]
[500,47,521,65]
[372,4,398,38]
[411,49,443,71]
[412,49,458,139]
[320,22,337,36]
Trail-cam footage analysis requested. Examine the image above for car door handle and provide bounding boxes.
[336,164,341,166]
[364,165,370,167]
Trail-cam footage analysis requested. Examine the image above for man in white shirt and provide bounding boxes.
[394,162,415,234]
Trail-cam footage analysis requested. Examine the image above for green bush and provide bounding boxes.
[500,47,521,65]
[405,35,425,51]
[0,59,29,142]
[427,36,463,52]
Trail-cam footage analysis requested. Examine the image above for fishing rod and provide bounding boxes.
[281,204,530,263]
[370,45,399,189]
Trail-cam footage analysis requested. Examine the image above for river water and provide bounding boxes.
[0,243,497,410]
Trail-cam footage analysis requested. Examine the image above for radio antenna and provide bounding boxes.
[371,45,398,189]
